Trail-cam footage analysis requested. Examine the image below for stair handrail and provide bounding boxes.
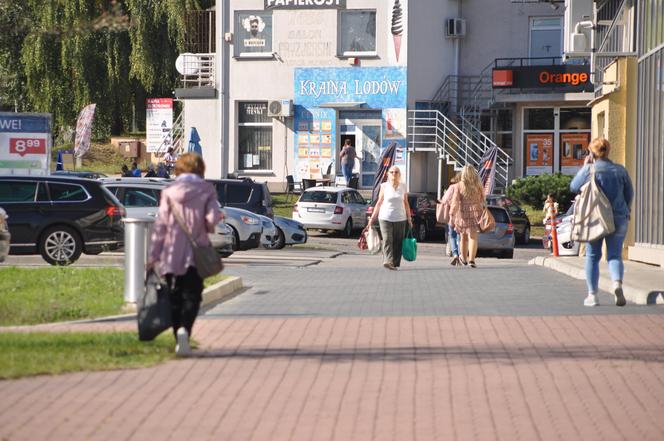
[154,112,185,158]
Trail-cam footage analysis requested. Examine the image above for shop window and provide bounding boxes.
[524,108,554,130]
[560,107,591,130]
[238,102,273,171]
[530,17,562,63]
[338,10,377,56]
[235,11,272,57]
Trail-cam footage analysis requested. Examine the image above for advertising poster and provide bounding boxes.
[382,108,406,166]
[387,0,408,66]
[560,133,590,175]
[146,98,173,153]
[0,112,51,176]
[236,12,272,56]
[293,106,336,181]
[525,133,553,176]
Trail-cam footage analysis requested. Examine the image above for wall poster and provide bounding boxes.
[146,98,173,153]
[560,132,590,175]
[293,106,336,181]
[525,133,553,176]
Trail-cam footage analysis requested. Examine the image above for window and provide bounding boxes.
[225,185,252,204]
[238,102,273,171]
[123,189,160,207]
[530,17,562,63]
[0,181,37,202]
[235,11,272,57]
[489,207,510,224]
[524,108,554,130]
[300,191,338,204]
[48,183,88,202]
[338,10,376,56]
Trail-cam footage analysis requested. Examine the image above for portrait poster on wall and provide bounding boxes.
[525,133,553,176]
[560,132,590,175]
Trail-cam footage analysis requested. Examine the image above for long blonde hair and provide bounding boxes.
[387,165,401,189]
[459,165,483,200]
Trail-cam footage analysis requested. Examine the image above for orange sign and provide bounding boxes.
[560,133,590,174]
[525,133,553,176]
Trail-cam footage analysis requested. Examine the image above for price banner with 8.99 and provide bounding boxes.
[0,112,52,175]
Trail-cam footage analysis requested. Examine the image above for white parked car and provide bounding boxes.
[293,186,369,237]
[264,216,307,249]
[257,214,279,248]
[100,178,236,256]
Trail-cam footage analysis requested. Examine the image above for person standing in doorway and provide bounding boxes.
[570,138,633,307]
[147,153,222,356]
[440,172,462,266]
[339,139,356,186]
[366,165,412,270]
[164,147,177,174]
[450,165,485,268]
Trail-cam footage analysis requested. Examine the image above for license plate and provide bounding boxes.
[307,207,325,213]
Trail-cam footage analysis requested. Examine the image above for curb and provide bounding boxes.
[529,256,662,305]
[201,276,244,308]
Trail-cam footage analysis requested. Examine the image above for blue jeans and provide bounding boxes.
[584,217,629,293]
[448,226,459,257]
[342,163,353,185]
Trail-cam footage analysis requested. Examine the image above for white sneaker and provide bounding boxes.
[613,282,626,307]
[584,293,599,307]
[175,327,191,356]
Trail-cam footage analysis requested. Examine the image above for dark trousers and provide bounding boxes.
[379,220,407,267]
[165,266,203,337]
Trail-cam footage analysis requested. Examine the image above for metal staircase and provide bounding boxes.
[408,109,511,193]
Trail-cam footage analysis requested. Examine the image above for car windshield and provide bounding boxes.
[300,191,337,204]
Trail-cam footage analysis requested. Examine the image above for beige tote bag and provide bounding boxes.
[571,165,615,243]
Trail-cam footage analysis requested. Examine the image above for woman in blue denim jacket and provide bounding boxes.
[570,138,634,307]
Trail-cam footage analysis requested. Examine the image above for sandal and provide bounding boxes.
[450,256,459,266]
[469,261,476,268]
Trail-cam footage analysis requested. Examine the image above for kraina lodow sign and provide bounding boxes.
[0,113,52,175]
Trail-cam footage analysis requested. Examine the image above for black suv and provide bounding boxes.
[485,195,531,244]
[0,176,125,265]
[207,178,273,217]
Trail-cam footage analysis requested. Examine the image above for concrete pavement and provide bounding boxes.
[2,243,664,441]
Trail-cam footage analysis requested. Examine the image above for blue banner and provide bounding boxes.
[0,113,51,133]
[294,67,407,108]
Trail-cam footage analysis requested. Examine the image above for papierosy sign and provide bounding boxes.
[264,0,346,9]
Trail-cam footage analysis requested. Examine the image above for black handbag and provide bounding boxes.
[168,198,224,279]
[137,269,172,341]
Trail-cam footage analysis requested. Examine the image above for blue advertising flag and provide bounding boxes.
[55,150,64,171]
[371,141,398,203]
[187,127,202,155]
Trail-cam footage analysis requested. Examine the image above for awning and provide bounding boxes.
[318,102,367,108]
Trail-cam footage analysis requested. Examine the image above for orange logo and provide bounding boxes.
[539,71,589,86]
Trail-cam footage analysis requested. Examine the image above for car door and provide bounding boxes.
[351,191,368,227]
[0,180,49,248]
[120,187,161,218]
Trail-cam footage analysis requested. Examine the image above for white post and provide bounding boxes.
[122,218,155,312]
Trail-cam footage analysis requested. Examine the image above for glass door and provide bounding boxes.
[359,124,381,188]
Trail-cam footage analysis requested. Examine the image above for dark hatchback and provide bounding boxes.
[367,192,446,242]
[0,176,125,265]
[485,195,531,244]
[207,178,273,218]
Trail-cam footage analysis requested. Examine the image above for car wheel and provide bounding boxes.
[415,222,427,242]
[520,226,531,245]
[499,249,514,259]
[343,218,353,238]
[228,225,240,251]
[39,225,82,265]
[263,227,286,250]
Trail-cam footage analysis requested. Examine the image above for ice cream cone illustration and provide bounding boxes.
[391,0,404,62]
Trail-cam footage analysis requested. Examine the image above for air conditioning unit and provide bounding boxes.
[267,99,293,117]
[445,18,466,38]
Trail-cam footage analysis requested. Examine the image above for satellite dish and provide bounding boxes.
[175,53,198,76]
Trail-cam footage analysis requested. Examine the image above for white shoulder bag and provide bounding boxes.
[571,165,615,243]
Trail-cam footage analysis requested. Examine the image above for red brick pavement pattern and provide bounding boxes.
[2,315,664,441]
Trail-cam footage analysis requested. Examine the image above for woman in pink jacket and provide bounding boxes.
[148,153,222,356]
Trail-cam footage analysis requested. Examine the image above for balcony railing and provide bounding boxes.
[185,10,216,53]
[179,53,215,88]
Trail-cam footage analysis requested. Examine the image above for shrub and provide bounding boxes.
[507,173,575,211]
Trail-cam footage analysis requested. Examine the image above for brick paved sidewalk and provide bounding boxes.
[2,315,664,441]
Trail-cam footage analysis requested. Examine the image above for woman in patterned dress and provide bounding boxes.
[450,165,485,268]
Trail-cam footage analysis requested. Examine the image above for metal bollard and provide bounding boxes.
[122,218,155,310]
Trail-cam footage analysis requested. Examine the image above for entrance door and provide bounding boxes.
[358,124,381,188]
[339,110,382,188]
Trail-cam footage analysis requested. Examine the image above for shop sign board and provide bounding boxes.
[493,65,593,92]
[265,0,346,8]
[525,133,554,176]
[293,67,408,183]
[0,112,51,175]
[560,132,589,175]
[146,98,173,153]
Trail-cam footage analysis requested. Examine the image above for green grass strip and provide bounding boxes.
[0,332,175,379]
[0,267,125,326]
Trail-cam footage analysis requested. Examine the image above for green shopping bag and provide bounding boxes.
[402,229,417,262]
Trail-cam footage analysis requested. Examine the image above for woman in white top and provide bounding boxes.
[366,166,412,270]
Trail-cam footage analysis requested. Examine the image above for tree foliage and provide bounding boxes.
[506,173,575,212]
[0,0,208,138]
